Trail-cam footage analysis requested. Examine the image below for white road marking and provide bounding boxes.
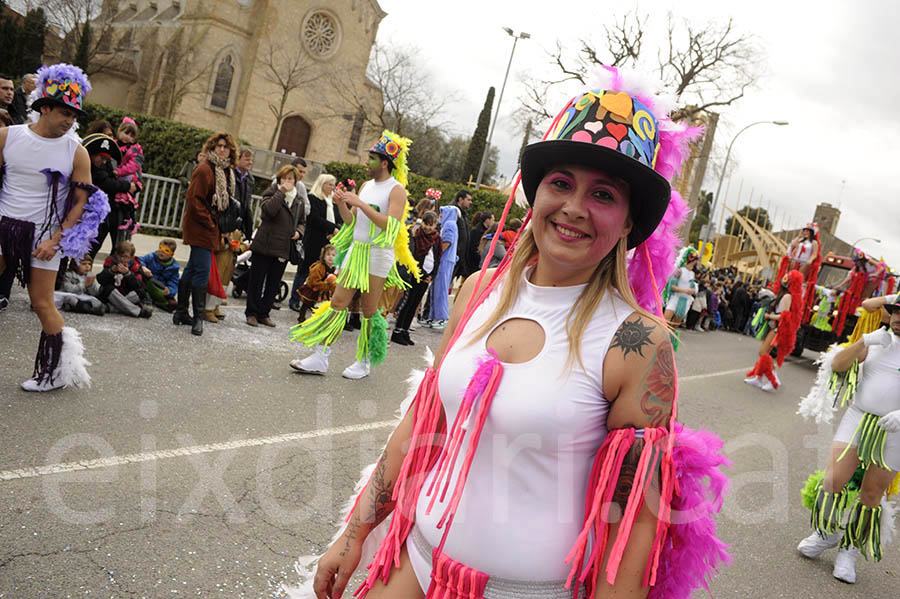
[0,367,750,483]
[0,420,396,482]
[680,367,749,381]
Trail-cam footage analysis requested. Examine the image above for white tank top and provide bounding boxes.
[790,240,813,263]
[0,124,79,227]
[672,266,696,297]
[415,267,635,580]
[854,335,900,416]
[353,176,400,242]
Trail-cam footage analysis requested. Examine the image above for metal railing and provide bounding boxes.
[135,173,263,236]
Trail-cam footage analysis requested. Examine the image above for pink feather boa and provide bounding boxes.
[648,422,732,599]
[591,66,705,313]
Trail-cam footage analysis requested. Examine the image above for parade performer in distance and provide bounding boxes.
[284,67,730,599]
[0,63,108,391]
[796,296,900,584]
[662,246,698,327]
[776,222,821,312]
[744,270,804,392]
[833,249,888,337]
[289,130,420,380]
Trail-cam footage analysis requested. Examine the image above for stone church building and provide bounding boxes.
[88,0,385,168]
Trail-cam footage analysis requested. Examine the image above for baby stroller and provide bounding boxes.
[231,255,290,302]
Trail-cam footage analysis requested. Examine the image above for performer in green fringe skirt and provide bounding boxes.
[288,130,420,380]
[796,297,900,584]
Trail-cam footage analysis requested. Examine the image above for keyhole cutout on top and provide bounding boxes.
[486,318,546,364]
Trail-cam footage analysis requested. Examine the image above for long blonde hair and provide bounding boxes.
[309,174,336,200]
[469,226,667,370]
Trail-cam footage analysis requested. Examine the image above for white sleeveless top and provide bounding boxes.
[0,124,80,227]
[790,240,813,263]
[414,267,635,580]
[672,266,696,296]
[854,335,900,416]
[353,176,400,243]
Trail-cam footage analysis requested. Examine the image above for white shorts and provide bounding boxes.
[340,245,395,280]
[834,404,900,471]
[665,293,692,320]
[0,224,62,272]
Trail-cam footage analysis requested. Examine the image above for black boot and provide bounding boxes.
[348,312,362,330]
[173,278,192,325]
[191,286,206,336]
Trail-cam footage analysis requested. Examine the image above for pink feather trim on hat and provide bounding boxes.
[122,116,136,126]
[589,65,705,315]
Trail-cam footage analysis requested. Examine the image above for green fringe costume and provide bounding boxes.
[289,129,419,368]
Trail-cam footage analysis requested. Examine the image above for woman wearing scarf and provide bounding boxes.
[245,165,306,327]
[174,132,236,336]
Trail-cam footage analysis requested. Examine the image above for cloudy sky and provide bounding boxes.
[375,0,900,267]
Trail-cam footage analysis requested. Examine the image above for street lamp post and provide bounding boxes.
[702,120,789,246]
[851,237,882,248]
[475,27,530,189]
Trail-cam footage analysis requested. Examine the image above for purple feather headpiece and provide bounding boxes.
[585,67,704,314]
[59,183,110,260]
[32,63,91,115]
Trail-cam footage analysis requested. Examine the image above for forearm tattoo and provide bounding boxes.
[640,343,675,428]
[611,317,654,357]
[365,459,395,525]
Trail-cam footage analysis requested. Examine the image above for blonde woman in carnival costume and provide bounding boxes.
[0,63,108,391]
[796,295,900,583]
[282,68,730,599]
[289,131,420,380]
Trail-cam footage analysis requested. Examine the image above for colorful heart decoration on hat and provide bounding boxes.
[547,89,661,169]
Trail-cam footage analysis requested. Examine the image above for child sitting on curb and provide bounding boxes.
[140,239,180,312]
[54,257,105,316]
[296,244,337,323]
[97,241,152,318]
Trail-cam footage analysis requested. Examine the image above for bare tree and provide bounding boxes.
[38,0,118,74]
[519,11,760,124]
[256,42,324,150]
[321,43,452,137]
[520,12,647,122]
[147,26,214,119]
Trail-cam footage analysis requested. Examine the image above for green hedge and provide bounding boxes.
[324,161,525,222]
[80,102,216,179]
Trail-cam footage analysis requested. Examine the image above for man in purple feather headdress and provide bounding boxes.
[0,63,109,392]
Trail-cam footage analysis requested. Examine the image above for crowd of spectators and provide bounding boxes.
[672,264,779,336]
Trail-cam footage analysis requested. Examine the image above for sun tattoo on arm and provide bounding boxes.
[640,342,676,427]
[611,317,655,358]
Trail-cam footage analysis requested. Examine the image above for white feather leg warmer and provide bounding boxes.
[58,327,91,388]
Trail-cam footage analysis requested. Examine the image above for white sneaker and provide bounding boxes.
[743,375,761,387]
[760,378,776,392]
[833,547,858,584]
[290,346,330,374]
[342,359,371,380]
[21,377,65,392]
[797,531,841,559]
[773,372,781,387]
[430,320,447,331]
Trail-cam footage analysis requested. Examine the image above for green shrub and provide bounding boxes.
[324,161,525,221]
[80,102,216,179]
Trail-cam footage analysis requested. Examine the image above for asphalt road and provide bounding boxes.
[0,292,896,598]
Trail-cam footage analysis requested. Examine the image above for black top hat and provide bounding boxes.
[884,297,900,314]
[82,133,122,163]
[520,89,671,249]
